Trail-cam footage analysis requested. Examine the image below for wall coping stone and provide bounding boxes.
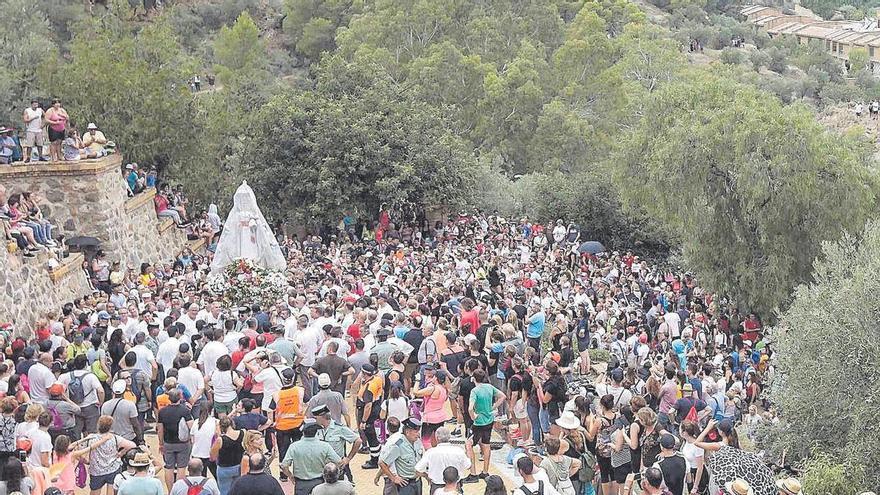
[124,188,157,213]
[157,218,175,233]
[48,253,85,283]
[187,238,206,252]
[0,154,122,178]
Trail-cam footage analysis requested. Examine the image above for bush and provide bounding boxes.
[801,451,865,495]
[819,81,866,103]
[750,50,771,71]
[719,47,744,65]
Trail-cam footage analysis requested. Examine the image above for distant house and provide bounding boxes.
[741,5,880,71]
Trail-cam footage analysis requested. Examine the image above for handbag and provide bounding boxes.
[75,460,88,488]
[610,429,631,468]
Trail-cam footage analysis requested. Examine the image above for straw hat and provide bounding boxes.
[724,479,754,495]
[776,478,802,495]
[129,451,151,467]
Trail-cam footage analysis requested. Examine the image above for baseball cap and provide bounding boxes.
[112,379,127,394]
[660,433,676,450]
[610,367,624,382]
[318,373,331,388]
[361,363,377,376]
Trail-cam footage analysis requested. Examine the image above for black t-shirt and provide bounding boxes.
[543,375,567,417]
[402,330,425,363]
[657,455,687,495]
[157,403,193,444]
[459,376,476,416]
[513,304,528,322]
[233,412,268,431]
[441,349,467,378]
[228,473,284,495]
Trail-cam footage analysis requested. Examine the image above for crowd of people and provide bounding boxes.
[1,99,114,165]
[0,209,799,495]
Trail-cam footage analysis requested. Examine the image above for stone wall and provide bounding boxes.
[0,248,91,334]
[0,155,191,267]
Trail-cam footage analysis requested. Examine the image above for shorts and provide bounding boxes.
[471,423,492,445]
[612,463,631,484]
[163,441,192,469]
[24,131,45,147]
[421,421,443,440]
[48,127,65,142]
[214,400,238,415]
[90,468,121,490]
[513,400,528,420]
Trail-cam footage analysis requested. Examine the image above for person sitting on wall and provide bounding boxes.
[62,127,100,161]
[154,185,190,228]
[0,127,15,165]
[82,123,108,157]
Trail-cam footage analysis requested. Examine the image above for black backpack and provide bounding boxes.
[518,480,545,495]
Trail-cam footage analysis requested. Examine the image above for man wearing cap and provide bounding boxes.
[594,367,633,408]
[306,373,350,425]
[371,327,397,371]
[0,126,15,164]
[379,417,425,495]
[101,379,142,444]
[414,426,471,494]
[267,324,304,368]
[21,99,46,162]
[46,382,82,441]
[655,434,687,495]
[269,367,305,478]
[118,451,165,495]
[281,421,342,495]
[356,363,384,469]
[669,382,709,426]
[313,404,361,482]
[82,122,108,157]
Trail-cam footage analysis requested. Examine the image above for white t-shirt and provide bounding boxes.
[24,108,43,133]
[210,369,238,403]
[254,366,283,410]
[552,225,566,243]
[682,441,704,471]
[381,397,409,422]
[197,341,229,377]
[190,417,218,458]
[511,470,557,495]
[157,337,181,372]
[27,428,52,468]
[59,370,103,407]
[27,363,55,404]
[131,344,155,376]
[223,331,245,353]
[664,312,681,338]
[178,366,205,399]
[296,327,322,367]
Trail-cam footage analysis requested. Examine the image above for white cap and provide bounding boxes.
[87,123,98,130]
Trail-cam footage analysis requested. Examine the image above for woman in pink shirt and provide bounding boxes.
[413,370,451,448]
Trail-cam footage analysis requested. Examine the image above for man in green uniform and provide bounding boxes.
[280,420,341,495]
[379,417,425,495]
[313,404,362,482]
[372,327,397,371]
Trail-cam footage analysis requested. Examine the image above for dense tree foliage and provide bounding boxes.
[771,221,880,488]
[617,76,877,315]
[0,0,56,123]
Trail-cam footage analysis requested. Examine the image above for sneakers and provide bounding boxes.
[45,240,57,247]
[23,251,35,258]
[478,472,489,480]
[361,460,379,470]
[461,474,480,484]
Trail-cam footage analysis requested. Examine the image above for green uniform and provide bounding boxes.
[379,436,424,479]
[281,436,341,480]
[318,421,360,458]
[372,341,396,371]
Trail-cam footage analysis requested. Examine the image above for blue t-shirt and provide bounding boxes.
[118,476,165,495]
[526,311,545,339]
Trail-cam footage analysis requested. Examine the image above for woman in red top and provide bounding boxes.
[458,298,480,335]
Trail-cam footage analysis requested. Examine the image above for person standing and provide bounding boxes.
[118,452,166,495]
[356,363,384,469]
[655,434,687,495]
[101,380,142,444]
[280,422,341,495]
[414,426,472,494]
[379,418,425,495]
[463,369,505,483]
[312,405,361,482]
[268,368,305,480]
[228,454,283,495]
[44,98,68,162]
[21,99,45,162]
[156,389,193,490]
[169,459,220,495]
[312,463,355,495]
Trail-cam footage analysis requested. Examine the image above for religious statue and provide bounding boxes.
[210,181,286,273]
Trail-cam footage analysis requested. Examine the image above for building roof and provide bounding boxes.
[767,21,805,34]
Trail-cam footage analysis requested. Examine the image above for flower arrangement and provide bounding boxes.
[206,258,288,307]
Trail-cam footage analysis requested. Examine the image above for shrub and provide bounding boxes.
[719,47,744,65]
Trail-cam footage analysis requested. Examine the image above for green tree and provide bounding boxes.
[771,221,880,488]
[213,12,270,87]
[0,0,56,123]
[849,47,869,74]
[616,76,877,315]
[41,17,201,172]
[240,83,477,224]
[283,0,363,62]
[581,0,646,37]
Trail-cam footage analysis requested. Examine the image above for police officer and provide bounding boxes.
[372,327,396,371]
[379,417,425,495]
[313,404,361,482]
[280,420,341,495]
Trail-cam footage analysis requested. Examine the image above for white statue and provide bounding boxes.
[210,181,286,273]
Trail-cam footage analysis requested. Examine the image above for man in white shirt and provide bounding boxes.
[157,323,183,374]
[197,328,229,377]
[60,354,105,436]
[176,303,201,341]
[131,332,158,379]
[552,220,566,246]
[414,427,471,493]
[664,310,682,339]
[27,353,56,404]
[21,99,45,162]
[223,319,246,353]
[197,302,222,326]
[177,354,207,418]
